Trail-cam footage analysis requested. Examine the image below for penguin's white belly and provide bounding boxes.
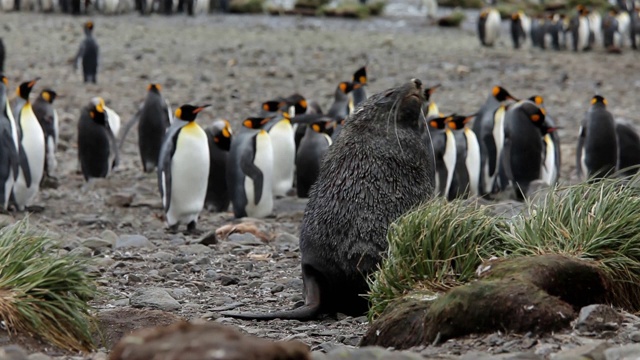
[269,123,295,197]
[106,107,121,137]
[443,130,457,197]
[485,11,502,45]
[102,0,119,13]
[244,138,273,218]
[40,0,53,11]
[166,131,209,226]
[14,112,45,209]
[578,17,590,50]
[465,128,481,197]
[46,136,57,175]
[195,0,208,13]
[0,0,14,11]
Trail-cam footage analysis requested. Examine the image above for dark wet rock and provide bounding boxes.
[115,235,154,249]
[130,288,181,311]
[198,230,218,245]
[575,305,622,333]
[220,275,240,286]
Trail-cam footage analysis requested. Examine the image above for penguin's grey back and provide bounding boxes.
[138,90,170,172]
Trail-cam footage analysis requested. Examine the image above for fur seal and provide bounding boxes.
[221,78,435,320]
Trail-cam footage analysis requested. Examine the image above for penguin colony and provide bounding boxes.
[0,0,227,15]
[478,4,640,52]
[0,20,638,230]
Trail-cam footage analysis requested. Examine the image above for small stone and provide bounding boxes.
[191,265,202,273]
[93,257,115,268]
[630,331,640,343]
[194,257,209,265]
[271,284,285,294]
[69,246,93,258]
[27,353,52,360]
[0,345,28,360]
[105,192,135,207]
[324,346,424,360]
[172,256,189,264]
[575,304,622,332]
[127,274,142,283]
[82,237,113,250]
[130,288,181,311]
[220,275,239,286]
[553,341,609,360]
[604,344,640,360]
[115,234,154,249]
[228,232,262,246]
[205,270,218,280]
[152,251,173,261]
[275,232,299,244]
[100,229,119,245]
[198,230,218,245]
[173,264,185,272]
[178,244,212,255]
[90,352,108,360]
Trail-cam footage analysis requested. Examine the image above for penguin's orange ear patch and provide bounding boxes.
[1,77,7,86]
[175,108,182,120]
[429,120,438,128]
[531,114,541,122]
[90,111,95,119]
[243,119,253,128]
[312,124,321,133]
[448,121,458,130]
[42,91,51,103]
[492,86,500,97]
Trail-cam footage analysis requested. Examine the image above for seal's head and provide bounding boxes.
[359,78,425,129]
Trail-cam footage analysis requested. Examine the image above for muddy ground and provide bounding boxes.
[0,7,639,359]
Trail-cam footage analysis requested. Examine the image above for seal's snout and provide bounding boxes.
[411,78,423,89]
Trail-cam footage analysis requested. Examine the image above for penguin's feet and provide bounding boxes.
[25,205,45,213]
[166,224,180,234]
[184,221,202,236]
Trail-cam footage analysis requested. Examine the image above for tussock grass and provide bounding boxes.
[498,178,640,311]
[0,220,100,353]
[367,198,504,319]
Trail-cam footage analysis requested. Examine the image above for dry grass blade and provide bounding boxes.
[0,220,100,353]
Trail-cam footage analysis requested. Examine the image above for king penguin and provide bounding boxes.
[577,95,618,180]
[204,119,232,212]
[569,5,592,51]
[502,101,548,200]
[528,96,561,187]
[472,86,518,196]
[136,84,171,172]
[428,115,457,198]
[349,66,368,114]
[77,97,118,181]
[13,79,45,211]
[446,114,481,199]
[0,76,18,211]
[511,11,531,49]
[615,120,640,177]
[74,21,99,83]
[227,118,274,219]
[158,104,211,233]
[32,89,59,181]
[295,118,334,198]
[478,8,502,46]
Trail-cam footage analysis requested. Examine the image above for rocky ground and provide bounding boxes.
[0,6,639,360]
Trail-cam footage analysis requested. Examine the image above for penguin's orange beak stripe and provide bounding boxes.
[193,105,211,114]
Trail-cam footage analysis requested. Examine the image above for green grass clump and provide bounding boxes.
[498,178,640,311]
[367,198,504,319]
[229,0,264,13]
[438,10,466,27]
[0,220,100,352]
[438,0,483,8]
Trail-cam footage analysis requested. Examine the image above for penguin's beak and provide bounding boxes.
[28,77,41,88]
[193,105,211,114]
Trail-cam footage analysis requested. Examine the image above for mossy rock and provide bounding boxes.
[295,0,329,10]
[362,254,609,349]
[437,10,466,27]
[321,4,371,18]
[229,0,264,13]
[438,0,483,9]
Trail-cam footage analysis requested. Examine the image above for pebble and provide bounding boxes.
[27,354,51,360]
[0,345,28,360]
[100,230,119,245]
[575,304,622,332]
[604,344,640,359]
[152,251,173,261]
[630,331,640,343]
[178,244,212,255]
[115,234,154,249]
[220,275,240,286]
[228,233,263,246]
[68,246,93,258]
[82,237,113,250]
[130,287,181,311]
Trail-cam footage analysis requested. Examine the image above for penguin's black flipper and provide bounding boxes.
[117,109,141,151]
[240,146,263,206]
[17,143,31,187]
[157,126,181,212]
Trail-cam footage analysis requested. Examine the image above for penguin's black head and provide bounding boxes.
[511,12,520,21]
[446,114,475,130]
[337,81,354,95]
[262,101,284,114]
[352,66,367,85]
[89,97,107,125]
[16,78,40,101]
[284,93,308,115]
[423,84,441,102]
[175,104,210,122]
[525,104,547,130]
[529,95,544,106]
[213,120,232,151]
[428,116,448,130]
[311,120,335,136]
[41,89,57,104]
[492,86,518,102]
[242,116,272,129]
[591,95,607,107]
[147,83,162,93]
[1,75,7,88]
